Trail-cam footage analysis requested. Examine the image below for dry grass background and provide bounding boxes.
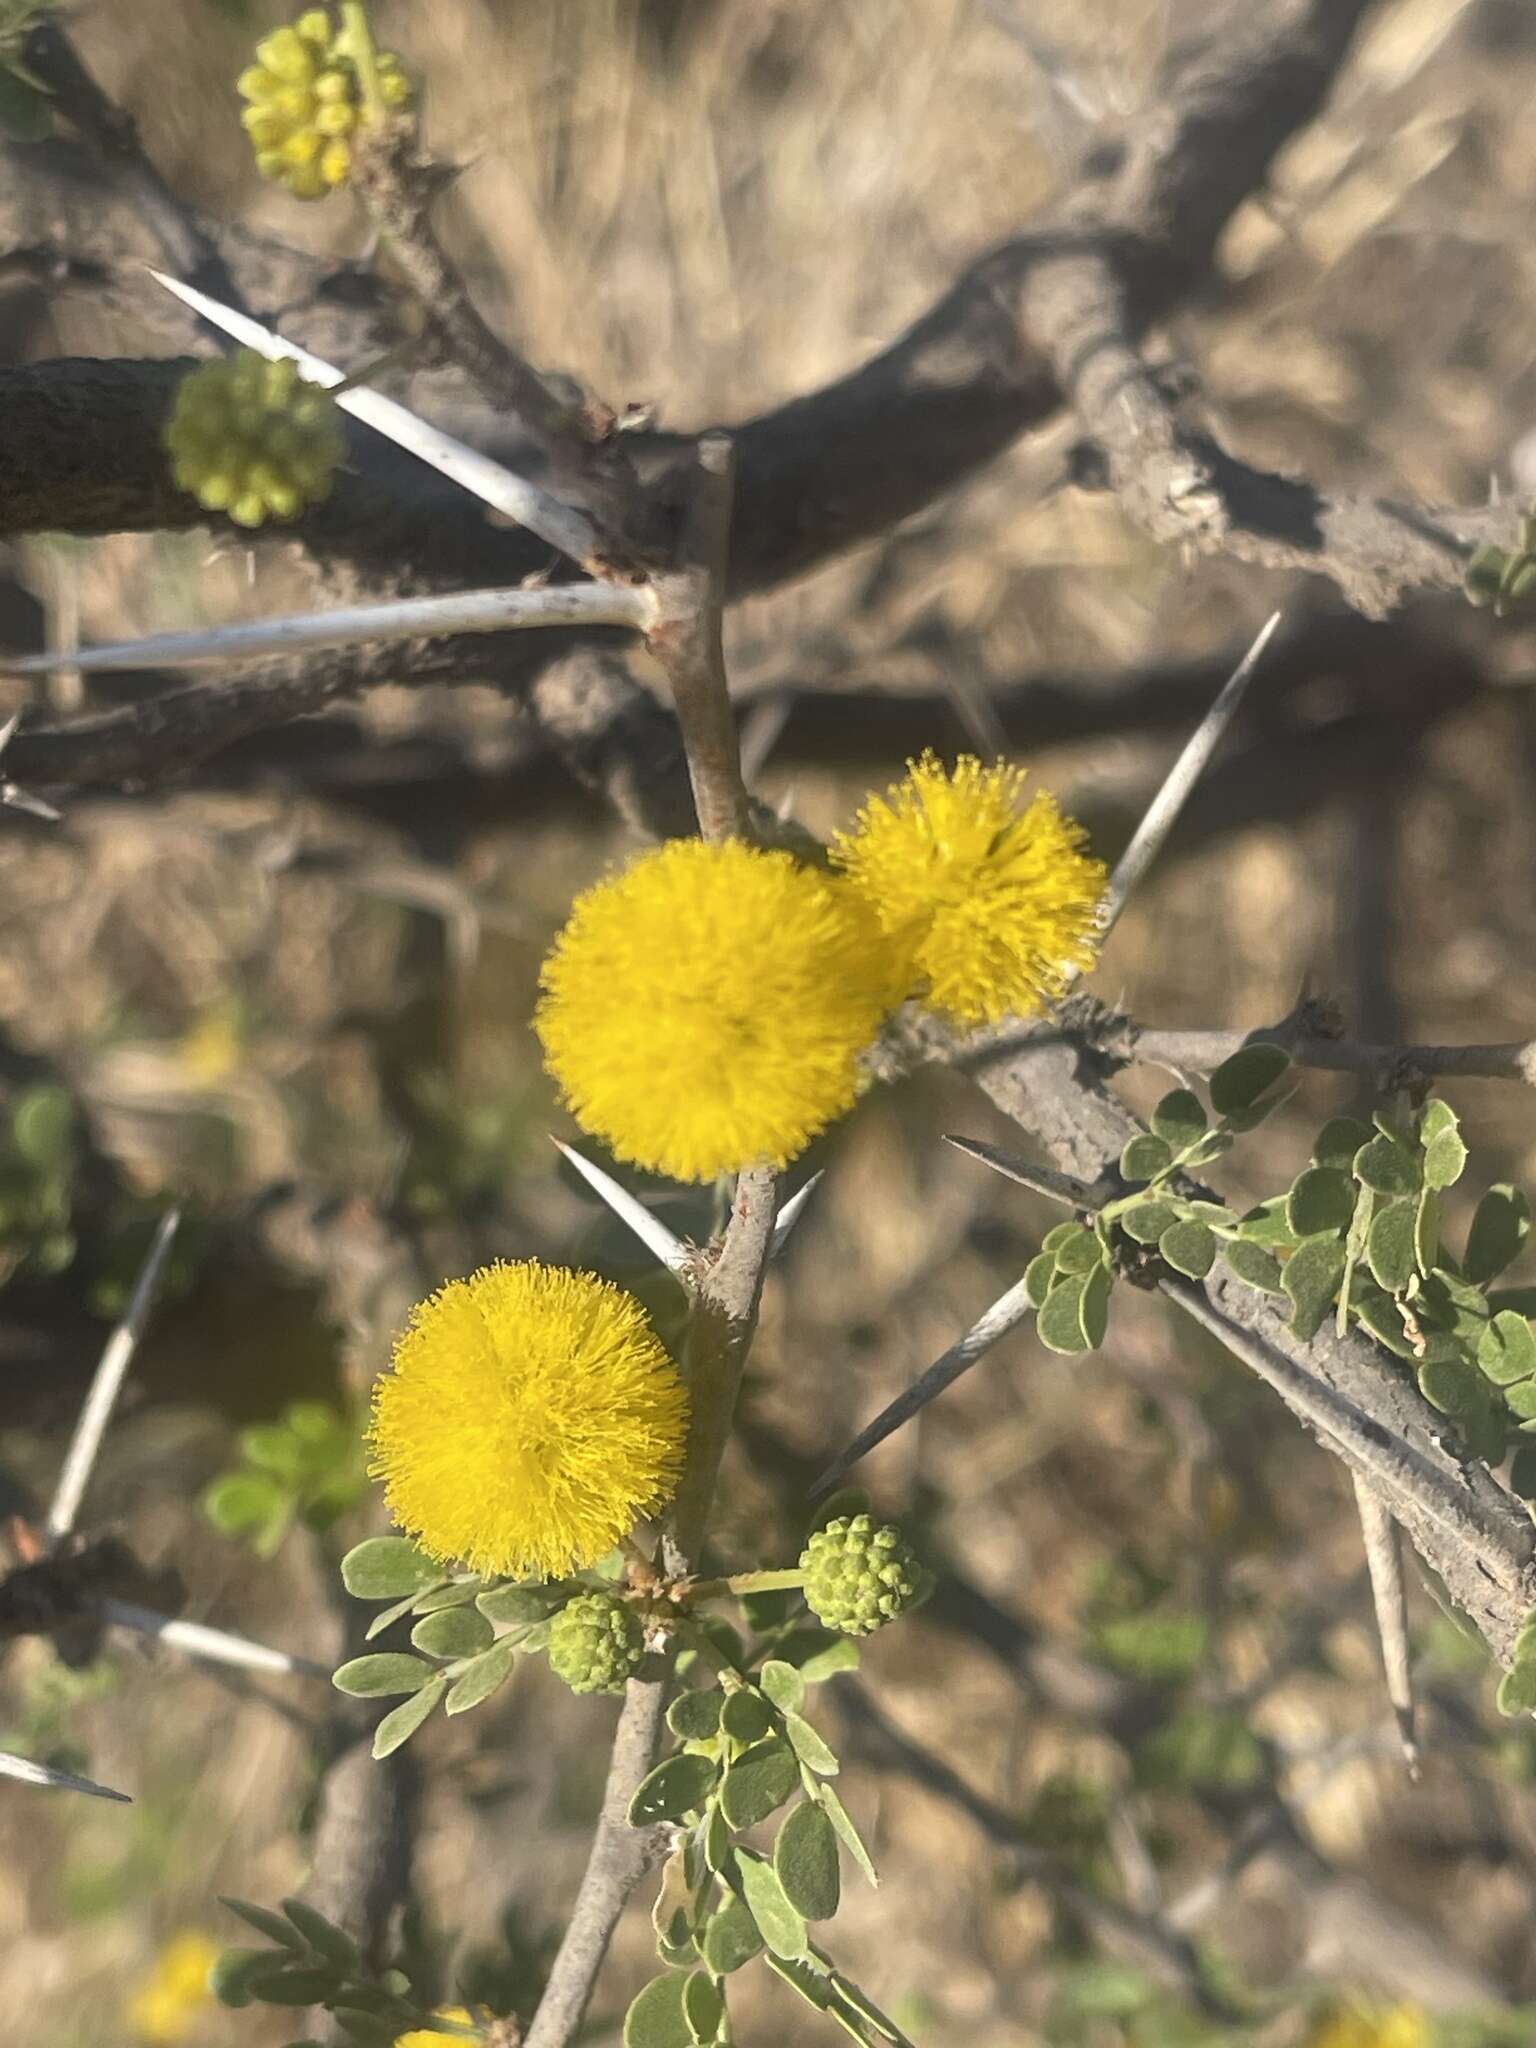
[8,0,1536,2043]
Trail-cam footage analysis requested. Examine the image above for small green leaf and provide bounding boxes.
[1222,1239,1283,1292]
[775,1800,841,1920]
[332,1654,434,1698]
[624,1972,694,2048]
[1042,1221,1084,1252]
[1418,1098,1458,1142]
[818,1782,879,1887]
[340,1538,444,1602]
[1150,1090,1206,1148]
[238,1966,336,2007]
[1037,1275,1090,1354]
[372,1673,447,1757]
[1023,1252,1057,1307]
[1352,1281,1415,1357]
[669,1690,725,1741]
[10,1084,72,1167]
[1285,1168,1355,1240]
[1236,1198,1299,1248]
[1079,1261,1112,1348]
[410,1606,494,1661]
[476,1582,559,1627]
[736,1849,811,1959]
[1414,1188,1440,1277]
[763,1952,834,2012]
[630,1753,719,1827]
[1479,1311,1536,1388]
[444,1638,519,1715]
[280,1898,358,1970]
[1418,1356,1484,1419]
[219,1898,306,1950]
[1282,1236,1346,1341]
[1354,1136,1420,1198]
[364,1594,421,1641]
[720,1737,799,1830]
[1183,1128,1240,1162]
[410,1578,484,1614]
[209,1948,273,2009]
[1367,1200,1417,1297]
[1507,1380,1536,1421]
[721,1690,774,1745]
[1312,1116,1374,1169]
[202,1471,285,1537]
[1467,1185,1532,1286]
[1118,1200,1181,1246]
[1053,1226,1106,1276]
[1120,1134,1173,1183]
[1158,1220,1216,1281]
[1497,1663,1536,1717]
[1424,1129,1468,1192]
[1209,1043,1290,1116]
[682,1970,724,2044]
[782,1710,839,1776]
[759,1661,805,1714]
[700,1893,763,1974]
[790,1636,860,1684]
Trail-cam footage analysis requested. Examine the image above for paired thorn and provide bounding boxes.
[771,1171,821,1259]
[45,1207,182,1545]
[147,269,602,568]
[942,1133,1098,1209]
[1351,1475,1420,1778]
[550,1137,691,1277]
[103,1598,331,1681]
[0,712,61,822]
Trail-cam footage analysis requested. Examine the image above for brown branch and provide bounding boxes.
[1122,1024,1536,1090]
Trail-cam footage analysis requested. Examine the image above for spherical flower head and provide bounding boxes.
[800,1514,928,1636]
[395,2010,482,2047]
[129,1931,221,2044]
[1307,2005,1426,2048]
[548,1589,648,1695]
[238,10,412,200]
[164,349,345,528]
[535,836,895,1183]
[829,752,1107,1028]
[369,1261,688,1580]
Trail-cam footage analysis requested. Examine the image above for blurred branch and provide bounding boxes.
[1118,1022,1536,1089]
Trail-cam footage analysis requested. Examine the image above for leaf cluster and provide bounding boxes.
[201,1400,368,1557]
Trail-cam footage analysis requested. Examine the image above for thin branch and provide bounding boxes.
[45,1207,181,1544]
[151,272,605,571]
[1123,1025,1536,1089]
[9,580,651,677]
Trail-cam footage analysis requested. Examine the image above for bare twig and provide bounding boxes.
[45,1207,181,1544]
[1122,1025,1536,1090]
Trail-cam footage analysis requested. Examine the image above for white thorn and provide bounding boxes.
[771,1172,822,1258]
[148,270,602,567]
[9,580,651,677]
[0,1747,131,1802]
[1096,610,1282,945]
[46,1208,182,1544]
[102,1599,330,1680]
[550,1137,691,1276]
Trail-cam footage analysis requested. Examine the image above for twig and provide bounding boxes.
[1123,1025,1536,1089]
[150,272,605,571]
[1095,612,1281,944]
[645,434,751,843]
[45,1207,181,1544]
[9,580,651,677]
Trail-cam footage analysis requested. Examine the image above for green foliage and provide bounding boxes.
[215,1896,484,2042]
[1465,514,1536,617]
[0,1083,76,1284]
[0,5,51,142]
[201,1400,367,1557]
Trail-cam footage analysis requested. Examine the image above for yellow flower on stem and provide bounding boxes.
[369,1262,688,1578]
[829,752,1107,1028]
[128,1931,221,2044]
[396,2009,482,2047]
[535,836,894,1183]
[1307,2002,1427,2048]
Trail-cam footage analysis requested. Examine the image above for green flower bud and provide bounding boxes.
[163,349,345,528]
[548,1591,647,1697]
[799,1514,928,1637]
[236,8,413,200]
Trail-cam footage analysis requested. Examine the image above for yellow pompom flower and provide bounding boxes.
[1307,2003,1427,2048]
[535,837,894,1183]
[829,752,1106,1028]
[128,1931,220,2044]
[369,1262,688,1579]
[396,2010,482,2047]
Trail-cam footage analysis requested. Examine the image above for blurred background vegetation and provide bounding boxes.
[7,0,1536,2043]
